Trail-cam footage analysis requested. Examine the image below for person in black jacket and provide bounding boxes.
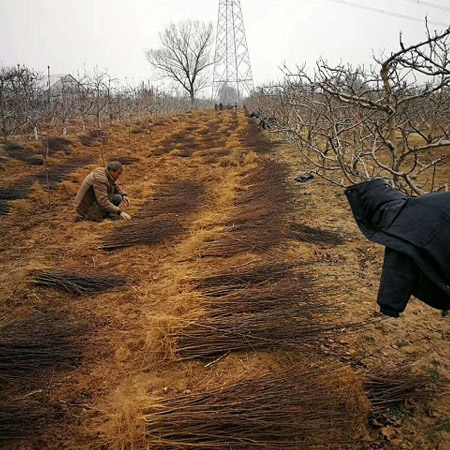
[345,179,450,318]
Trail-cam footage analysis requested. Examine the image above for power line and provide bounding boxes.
[326,0,449,27]
[397,0,450,13]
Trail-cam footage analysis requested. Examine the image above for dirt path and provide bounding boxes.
[0,110,448,450]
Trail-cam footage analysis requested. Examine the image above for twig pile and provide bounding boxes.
[195,262,300,297]
[0,177,35,200]
[0,313,84,383]
[4,143,44,165]
[242,119,275,154]
[102,217,184,250]
[44,137,72,156]
[0,398,59,442]
[108,156,140,165]
[289,223,347,246]
[0,157,93,212]
[0,199,10,216]
[0,176,36,215]
[136,180,204,219]
[144,365,368,449]
[364,369,439,412]
[202,160,289,256]
[174,307,351,360]
[154,131,198,156]
[78,129,107,147]
[103,179,205,250]
[31,269,127,296]
[36,156,95,189]
[172,259,377,359]
[197,148,231,164]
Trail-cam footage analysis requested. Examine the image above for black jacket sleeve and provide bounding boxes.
[377,248,418,318]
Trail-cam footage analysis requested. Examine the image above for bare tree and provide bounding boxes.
[0,63,201,142]
[145,20,214,106]
[0,65,41,142]
[251,25,450,195]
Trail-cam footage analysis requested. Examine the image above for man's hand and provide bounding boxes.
[119,211,131,220]
[122,195,131,206]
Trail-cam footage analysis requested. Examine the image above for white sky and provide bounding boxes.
[1,0,449,91]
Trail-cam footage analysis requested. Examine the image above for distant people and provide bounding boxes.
[214,103,219,111]
[219,102,224,111]
[74,161,131,221]
[232,102,238,118]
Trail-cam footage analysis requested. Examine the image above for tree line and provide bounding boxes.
[0,65,205,143]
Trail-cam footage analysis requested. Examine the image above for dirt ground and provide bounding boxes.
[0,110,449,450]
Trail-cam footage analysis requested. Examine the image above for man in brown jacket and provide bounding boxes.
[74,161,131,221]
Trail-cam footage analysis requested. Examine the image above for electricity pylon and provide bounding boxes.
[212,0,254,104]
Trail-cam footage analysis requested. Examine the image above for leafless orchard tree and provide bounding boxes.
[0,62,205,143]
[0,65,43,142]
[145,20,214,106]
[250,25,450,195]
[72,75,94,131]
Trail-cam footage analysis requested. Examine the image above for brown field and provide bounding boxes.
[1,110,449,450]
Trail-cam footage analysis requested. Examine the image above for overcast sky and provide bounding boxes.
[1,0,449,92]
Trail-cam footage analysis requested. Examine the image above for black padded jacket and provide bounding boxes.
[345,179,450,317]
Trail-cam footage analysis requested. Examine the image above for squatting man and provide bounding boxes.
[74,161,132,221]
